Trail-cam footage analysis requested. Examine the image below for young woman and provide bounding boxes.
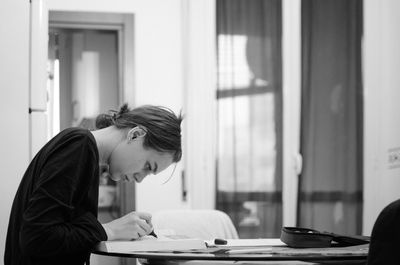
[5,104,183,265]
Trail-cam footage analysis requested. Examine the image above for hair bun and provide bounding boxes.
[95,113,114,129]
[118,104,130,115]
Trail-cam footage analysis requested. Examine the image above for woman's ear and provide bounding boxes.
[127,126,147,142]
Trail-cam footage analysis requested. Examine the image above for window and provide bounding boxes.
[216,0,283,238]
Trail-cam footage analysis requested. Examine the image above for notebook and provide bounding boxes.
[104,235,207,253]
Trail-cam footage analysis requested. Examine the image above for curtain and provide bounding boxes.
[216,0,282,238]
[299,0,363,234]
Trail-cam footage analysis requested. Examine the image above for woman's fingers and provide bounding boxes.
[137,219,153,234]
[102,211,154,240]
[132,225,147,239]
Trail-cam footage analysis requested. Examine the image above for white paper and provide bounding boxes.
[105,235,206,253]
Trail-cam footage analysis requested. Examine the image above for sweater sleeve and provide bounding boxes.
[19,134,108,257]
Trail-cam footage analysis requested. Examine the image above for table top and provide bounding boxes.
[92,242,369,264]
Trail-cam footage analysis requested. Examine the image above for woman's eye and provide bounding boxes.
[146,162,151,171]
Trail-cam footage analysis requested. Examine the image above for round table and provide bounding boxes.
[92,242,368,265]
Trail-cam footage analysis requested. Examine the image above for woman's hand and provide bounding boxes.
[102,211,153,241]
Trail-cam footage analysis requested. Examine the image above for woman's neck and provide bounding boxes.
[90,126,126,164]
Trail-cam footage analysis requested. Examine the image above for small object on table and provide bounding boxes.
[214,238,228,245]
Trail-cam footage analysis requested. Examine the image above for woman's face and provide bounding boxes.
[108,129,174,183]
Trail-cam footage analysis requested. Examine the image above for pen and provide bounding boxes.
[149,230,158,238]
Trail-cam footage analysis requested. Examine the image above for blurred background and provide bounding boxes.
[1,0,400,264]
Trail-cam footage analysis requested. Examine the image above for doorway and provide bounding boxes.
[48,11,135,265]
[48,28,119,132]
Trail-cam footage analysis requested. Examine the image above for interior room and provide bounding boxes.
[1,0,399,264]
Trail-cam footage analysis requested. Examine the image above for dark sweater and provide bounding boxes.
[4,128,108,265]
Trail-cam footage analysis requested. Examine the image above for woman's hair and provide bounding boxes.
[95,104,183,162]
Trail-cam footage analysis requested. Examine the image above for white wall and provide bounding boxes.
[182,0,217,210]
[0,0,30,262]
[363,0,400,235]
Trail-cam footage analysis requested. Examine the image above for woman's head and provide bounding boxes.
[95,104,183,183]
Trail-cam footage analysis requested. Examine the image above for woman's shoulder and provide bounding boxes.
[33,127,98,169]
[58,127,94,141]
[47,127,97,152]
